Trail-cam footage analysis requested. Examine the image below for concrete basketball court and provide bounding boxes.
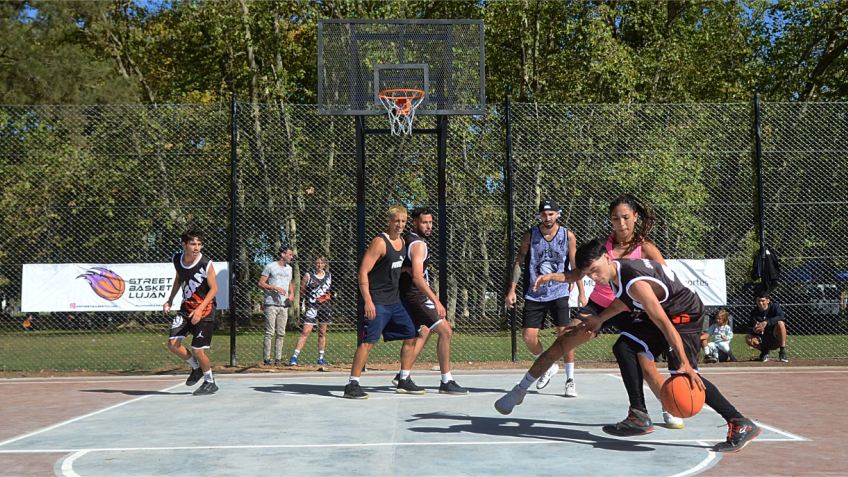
[0,368,829,477]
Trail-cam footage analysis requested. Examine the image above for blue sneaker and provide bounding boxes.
[317,358,326,366]
[288,356,298,366]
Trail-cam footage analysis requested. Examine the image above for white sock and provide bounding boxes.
[186,356,199,370]
[533,353,542,358]
[565,362,575,380]
[349,376,360,384]
[203,369,213,383]
[441,372,453,384]
[519,372,536,390]
[293,349,301,358]
[399,369,411,380]
[319,350,325,359]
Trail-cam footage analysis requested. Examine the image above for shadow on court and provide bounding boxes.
[80,389,192,396]
[250,382,507,397]
[406,412,708,452]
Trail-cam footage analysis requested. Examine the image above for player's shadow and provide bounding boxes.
[81,389,192,396]
[406,412,705,452]
[251,383,397,398]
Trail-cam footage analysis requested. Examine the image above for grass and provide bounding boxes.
[1,328,846,372]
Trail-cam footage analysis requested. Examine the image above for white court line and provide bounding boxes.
[0,379,183,386]
[59,450,89,477]
[757,422,810,441]
[669,443,717,477]
[0,382,185,448]
[0,436,806,454]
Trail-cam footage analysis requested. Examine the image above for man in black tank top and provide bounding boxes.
[163,229,220,396]
[344,205,421,400]
[496,238,761,453]
[395,208,467,395]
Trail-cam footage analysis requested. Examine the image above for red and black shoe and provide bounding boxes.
[713,417,761,452]
[603,407,655,437]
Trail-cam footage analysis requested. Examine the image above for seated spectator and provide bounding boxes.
[745,290,788,362]
[701,309,737,363]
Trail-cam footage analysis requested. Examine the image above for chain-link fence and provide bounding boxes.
[2,100,847,372]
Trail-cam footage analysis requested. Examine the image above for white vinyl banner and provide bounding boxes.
[568,259,726,307]
[22,262,229,312]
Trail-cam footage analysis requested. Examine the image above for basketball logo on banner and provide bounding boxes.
[77,267,126,301]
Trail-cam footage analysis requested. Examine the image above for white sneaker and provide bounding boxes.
[663,410,685,429]
[564,378,577,397]
[494,385,528,415]
[536,363,559,390]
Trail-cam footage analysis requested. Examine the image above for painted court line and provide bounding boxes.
[59,450,89,477]
[668,443,717,477]
[0,382,185,448]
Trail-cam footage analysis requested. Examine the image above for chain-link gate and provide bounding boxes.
[2,100,847,372]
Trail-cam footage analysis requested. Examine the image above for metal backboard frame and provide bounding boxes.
[318,19,485,116]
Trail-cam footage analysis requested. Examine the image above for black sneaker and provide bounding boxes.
[713,417,761,452]
[263,359,272,366]
[392,372,400,386]
[185,367,203,386]
[274,359,284,366]
[602,407,655,437]
[439,380,469,395]
[193,381,218,396]
[343,382,369,399]
[758,351,769,362]
[779,350,789,363]
[396,378,426,395]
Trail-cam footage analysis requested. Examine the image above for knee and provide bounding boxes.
[521,329,538,345]
[776,321,786,332]
[167,340,180,352]
[439,324,453,340]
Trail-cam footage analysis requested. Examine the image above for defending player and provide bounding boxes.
[391,208,467,394]
[289,255,332,366]
[344,205,422,399]
[495,238,760,452]
[163,229,219,396]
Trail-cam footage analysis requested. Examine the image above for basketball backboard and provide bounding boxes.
[318,19,485,116]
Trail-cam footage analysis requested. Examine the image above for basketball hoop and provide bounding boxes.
[378,89,425,136]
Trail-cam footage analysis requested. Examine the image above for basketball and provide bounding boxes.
[661,375,705,419]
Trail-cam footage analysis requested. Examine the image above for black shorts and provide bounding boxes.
[619,315,704,371]
[403,290,442,331]
[579,298,634,332]
[169,312,215,350]
[522,297,572,329]
[303,302,331,326]
[750,325,781,350]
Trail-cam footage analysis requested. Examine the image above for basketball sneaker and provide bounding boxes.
[564,378,577,397]
[392,373,400,386]
[536,363,559,390]
[713,417,761,452]
[263,359,272,366]
[288,356,298,366]
[779,350,789,363]
[439,380,469,395]
[758,351,769,362]
[185,367,203,386]
[274,359,284,366]
[396,378,426,395]
[343,382,368,399]
[317,358,326,366]
[662,409,685,429]
[602,408,655,437]
[193,381,218,396]
[494,385,528,415]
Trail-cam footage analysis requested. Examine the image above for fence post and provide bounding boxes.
[505,97,517,362]
[437,115,449,308]
[229,93,238,366]
[356,116,366,349]
[753,94,770,290]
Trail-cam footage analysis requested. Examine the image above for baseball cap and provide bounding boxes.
[539,199,559,213]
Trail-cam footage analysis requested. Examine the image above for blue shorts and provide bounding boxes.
[362,303,417,343]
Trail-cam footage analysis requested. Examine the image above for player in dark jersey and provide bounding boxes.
[163,229,219,396]
[496,238,760,453]
[344,205,421,400]
[289,255,332,366]
[392,208,467,394]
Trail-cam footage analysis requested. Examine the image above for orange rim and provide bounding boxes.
[379,89,425,116]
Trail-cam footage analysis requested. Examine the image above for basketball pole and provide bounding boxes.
[505,96,517,362]
[753,93,770,291]
[228,92,238,367]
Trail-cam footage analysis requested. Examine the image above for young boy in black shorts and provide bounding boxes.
[164,229,219,396]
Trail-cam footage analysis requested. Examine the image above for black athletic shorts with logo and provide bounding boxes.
[402,290,442,331]
[618,312,704,371]
[169,311,215,350]
[522,297,572,329]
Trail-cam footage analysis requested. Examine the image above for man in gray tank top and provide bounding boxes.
[344,205,421,400]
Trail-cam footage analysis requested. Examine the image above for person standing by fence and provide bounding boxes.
[289,255,332,366]
[258,247,294,366]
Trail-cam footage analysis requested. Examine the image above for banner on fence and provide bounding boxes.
[568,259,727,307]
[21,262,230,312]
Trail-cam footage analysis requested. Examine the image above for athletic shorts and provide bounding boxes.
[750,324,781,350]
[169,311,215,349]
[402,290,442,331]
[579,298,633,332]
[618,314,704,371]
[303,302,332,326]
[522,297,572,329]
[362,302,417,343]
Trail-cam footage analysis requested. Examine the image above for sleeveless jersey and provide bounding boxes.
[589,234,643,308]
[367,234,407,305]
[173,252,216,322]
[399,232,429,296]
[523,225,571,302]
[610,259,704,333]
[304,270,331,305]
